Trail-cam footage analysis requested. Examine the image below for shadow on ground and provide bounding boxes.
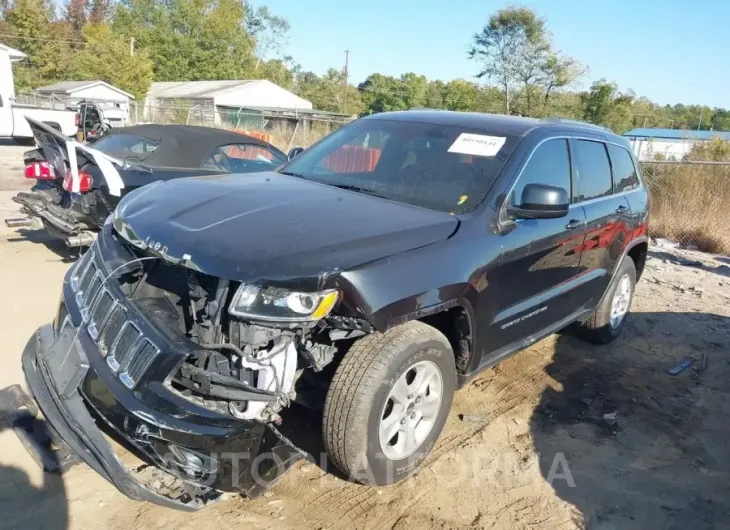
[531,311,730,529]
[4,228,79,262]
[0,404,69,529]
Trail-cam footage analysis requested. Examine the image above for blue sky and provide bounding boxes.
[264,0,727,108]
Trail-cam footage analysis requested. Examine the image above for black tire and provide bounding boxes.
[577,257,637,344]
[323,320,456,485]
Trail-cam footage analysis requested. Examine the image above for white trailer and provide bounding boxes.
[0,43,77,139]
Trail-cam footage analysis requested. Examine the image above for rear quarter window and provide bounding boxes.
[201,144,286,173]
[91,134,160,159]
[607,144,641,192]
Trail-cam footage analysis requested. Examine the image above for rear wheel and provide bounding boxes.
[323,320,455,485]
[577,257,636,344]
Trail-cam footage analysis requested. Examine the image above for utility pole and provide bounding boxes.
[130,37,135,57]
[698,107,704,131]
[342,49,350,115]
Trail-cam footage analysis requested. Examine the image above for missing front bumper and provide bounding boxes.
[18,323,306,510]
[21,324,222,510]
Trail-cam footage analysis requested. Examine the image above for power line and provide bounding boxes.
[0,32,84,45]
[359,84,483,108]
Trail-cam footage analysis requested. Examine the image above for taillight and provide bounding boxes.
[24,161,56,180]
[63,169,93,193]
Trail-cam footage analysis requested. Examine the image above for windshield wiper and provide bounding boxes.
[279,170,308,180]
[331,184,388,199]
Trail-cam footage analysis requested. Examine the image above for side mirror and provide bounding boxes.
[287,146,304,160]
[507,183,569,220]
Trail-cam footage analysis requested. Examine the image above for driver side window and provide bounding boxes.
[511,139,571,206]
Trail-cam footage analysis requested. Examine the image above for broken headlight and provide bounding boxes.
[228,284,338,322]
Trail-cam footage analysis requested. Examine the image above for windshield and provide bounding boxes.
[281,118,519,213]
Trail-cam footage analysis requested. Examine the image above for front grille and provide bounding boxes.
[98,305,126,356]
[78,259,96,294]
[110,322,142,370]
[87,289,114,340]
[121,339,159,389]
[70,245,160,388]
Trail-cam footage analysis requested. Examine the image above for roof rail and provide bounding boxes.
[542,117,612,132]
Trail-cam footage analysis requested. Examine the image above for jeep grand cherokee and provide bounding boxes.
[19,110,649,509]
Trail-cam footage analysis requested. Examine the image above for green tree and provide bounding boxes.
[424,80,446,108]
[88,0,111,24]
[358,73,408,113]
[64,0,88,35]
[580,79,634,133]
[295,69,363,115]
[442,79,481,111]
[3,0,71,90]
[113,0,257,81]
[540,53,585,116]
[244,3,290,70]
[71,23,153,100]
[468,6,549,114]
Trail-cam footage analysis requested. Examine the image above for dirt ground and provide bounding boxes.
[0,144,729,529]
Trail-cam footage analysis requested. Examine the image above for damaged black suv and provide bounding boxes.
[19,110,649,509]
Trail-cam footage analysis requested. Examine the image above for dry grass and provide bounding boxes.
[643,163,730,254]
[266,121,336,151]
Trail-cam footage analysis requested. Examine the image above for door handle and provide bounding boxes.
[616,204,629,214]
[565,219,584,230]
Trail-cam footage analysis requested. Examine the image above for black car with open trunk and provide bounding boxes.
[8,119,288,247]
[15,110,649,509]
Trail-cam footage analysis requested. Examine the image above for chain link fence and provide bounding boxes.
[641,160,730,254]
[132,102,352,152]
[14,92,69,110]
[14,94,352,152]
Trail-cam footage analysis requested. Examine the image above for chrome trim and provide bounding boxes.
[88,289,116,341]
[74,256,94,295]
[569,188,640,208]
[106,321,142,374]
[80,271,104,322]
[500,135,645,216]
[119,338,160,389]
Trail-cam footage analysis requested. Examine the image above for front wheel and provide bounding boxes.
[322,320,456,485]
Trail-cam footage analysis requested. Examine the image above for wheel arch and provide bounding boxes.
[598,235,648,308]
[627,239,648,281]
[366,290,476,378]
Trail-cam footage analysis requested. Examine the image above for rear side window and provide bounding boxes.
[607,144,640,192]
[201,144,286,173]
[511,139,571,206]
[91,134,160,159]
[574,140,613,202]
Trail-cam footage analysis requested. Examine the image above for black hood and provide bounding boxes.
[113,172,459,286]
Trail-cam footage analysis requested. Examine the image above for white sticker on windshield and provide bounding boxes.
[448,133,506,157]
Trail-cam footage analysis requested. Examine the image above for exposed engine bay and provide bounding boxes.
[113,253,367,423]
